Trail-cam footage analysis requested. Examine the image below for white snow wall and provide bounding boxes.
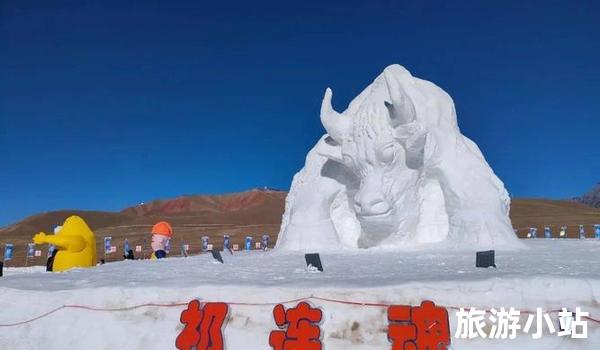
[277,64,522,251]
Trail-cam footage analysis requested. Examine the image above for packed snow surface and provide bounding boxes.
[1,240,599,349]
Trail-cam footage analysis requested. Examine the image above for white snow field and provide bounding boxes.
[1,240,599,349]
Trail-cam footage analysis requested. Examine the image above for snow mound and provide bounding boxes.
[0,240,599,349]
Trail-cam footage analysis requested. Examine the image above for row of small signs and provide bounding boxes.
[101,235,272,255]
[3,243,55,262]
[212,235,271,252]
[524,224,600,238]
[2,234,271,263]
[4,224,600,262]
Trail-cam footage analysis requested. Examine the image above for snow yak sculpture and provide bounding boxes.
[277,65,522,251]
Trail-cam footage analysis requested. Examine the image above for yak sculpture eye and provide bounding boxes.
[378,144,396,165]
[342,154,354,166]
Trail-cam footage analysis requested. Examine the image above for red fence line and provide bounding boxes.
[1,295,599,328]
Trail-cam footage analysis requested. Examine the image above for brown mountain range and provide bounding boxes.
[1,189,600,267]
[0,188,287,266]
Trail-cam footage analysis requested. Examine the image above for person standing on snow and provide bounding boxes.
[150,221,173,259]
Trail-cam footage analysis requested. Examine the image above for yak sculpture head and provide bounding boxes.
[318,71,428,244]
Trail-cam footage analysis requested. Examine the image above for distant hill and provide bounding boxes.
[0,210,136,244]
[510,198,600,237]
[574,183,600,208]
[2,189,600,267]
[122,188,286,223]
[0,188,287,266]
[1,188,286,236]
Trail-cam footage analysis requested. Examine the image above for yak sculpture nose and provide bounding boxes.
[354,192,391,217]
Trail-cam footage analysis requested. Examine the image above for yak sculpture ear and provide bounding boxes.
[383,72,427,170]
[383,71,416,128]
[393,123,427,169]
[317,136,344,163]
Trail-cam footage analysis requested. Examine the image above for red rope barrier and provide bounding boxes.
[1,296,598,327]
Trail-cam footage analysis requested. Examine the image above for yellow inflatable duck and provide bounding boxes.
[33,215,97,272]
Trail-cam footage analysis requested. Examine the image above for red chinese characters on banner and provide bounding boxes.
[269,301,323,350]
[176,300,229,350]
[388,300,451,350]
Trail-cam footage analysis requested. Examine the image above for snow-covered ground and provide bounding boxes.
[1,240,599,349]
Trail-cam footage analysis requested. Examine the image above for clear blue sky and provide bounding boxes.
[1,0,599,226]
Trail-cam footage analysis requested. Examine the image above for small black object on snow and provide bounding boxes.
[46,249,58,272]
[0,261,3,277]
[211,250,224,264]
[476,250,496,268]
[305,253,323,272]
[124,249,135,260]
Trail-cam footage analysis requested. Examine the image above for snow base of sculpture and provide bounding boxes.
[1,240,598,349]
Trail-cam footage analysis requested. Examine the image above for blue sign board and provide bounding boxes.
[544,226,552,239]
[245,236,253,251]
[595,224,600,239]
[261,235,269,250]
[165,238,171,253]
[104,237,112,253]
[47,245,55,258]
[124,239,130,254]
[180,244,188,257]
[4,244,14,261]
[529,228,537,238]
[202,236,209,251]
[223,235,230,251]
[26,243,35,258]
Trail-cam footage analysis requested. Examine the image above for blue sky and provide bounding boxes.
[1,0,599,226]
